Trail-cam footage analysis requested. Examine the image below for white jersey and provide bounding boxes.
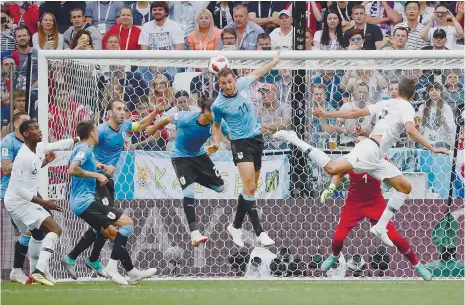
[4,139,74,211]
[368,98,415,155]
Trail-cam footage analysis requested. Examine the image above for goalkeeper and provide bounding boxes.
[319,136,432,281]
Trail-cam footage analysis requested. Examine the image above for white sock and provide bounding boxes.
[376,192,408,229]
[106,258,118,271]
[289,135,312,152]
[28,237,42,274]
[35,232,59,273]
[308,148,331,168]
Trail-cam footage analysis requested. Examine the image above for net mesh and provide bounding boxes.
[1,54,464,279]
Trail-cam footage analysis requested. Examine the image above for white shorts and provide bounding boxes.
[347,138,401,182]
[7,202,51,234]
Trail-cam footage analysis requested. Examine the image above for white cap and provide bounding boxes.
[278,10,292,17]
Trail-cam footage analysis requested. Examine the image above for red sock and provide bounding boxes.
[331,225,351,257]
[386,222,419,266]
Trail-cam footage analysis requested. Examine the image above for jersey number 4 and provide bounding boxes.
[238,103,249,115]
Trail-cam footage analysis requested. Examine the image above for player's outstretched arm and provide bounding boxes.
[313,107,370,120]
[68,161,109,185]
[320,174,343,203]
[44,137,80,152]
[144,115,173,137]
[405,122,449,154]
[249,52,281,82]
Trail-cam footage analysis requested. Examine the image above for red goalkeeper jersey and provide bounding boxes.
[345,170,385,206]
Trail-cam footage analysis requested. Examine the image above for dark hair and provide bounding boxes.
[388,80,400,88]
[221,28,237,40]
[14,25,30,38]
[150,1,169,15]
[106,100,125,111]
[13,90,26,100]
[233,3,248,13]
[12,111,28,123]
[218,68,236,79]
[257,33,271,43]
[198,95,213,112]
[351,4,366,13]
[423,82,445,128]
[139,95,149,104]
[398,78,416,99]
[435,3,448,10]
[404,1,420,9]
[69,7,85,17]
[1,6,11,16]
[393,26,409,36]
[19,119,36,135]
[76,120,96,140]
[70,29,93,49]
[321,10,343,48]
[347,28,364,40]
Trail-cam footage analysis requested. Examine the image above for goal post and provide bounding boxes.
[33,50,464,279]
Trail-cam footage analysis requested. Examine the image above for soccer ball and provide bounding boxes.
[208,55,230,74]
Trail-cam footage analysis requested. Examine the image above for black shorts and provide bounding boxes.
[78,200,122,230]
[96,177,115,207]
[230,135,264,170]
[171,154,224,190]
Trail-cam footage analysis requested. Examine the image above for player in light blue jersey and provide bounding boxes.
[208,53,281,248]
[65,120,156,285]
[145,97,228,247]
[63,100,160,277]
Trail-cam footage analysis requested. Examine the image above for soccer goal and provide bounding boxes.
[8,49,460,280]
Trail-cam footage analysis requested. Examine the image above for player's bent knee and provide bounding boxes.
[119,225,134,237]
[243,181,257,195]
[116,215,134,227]
[18,234,31,246]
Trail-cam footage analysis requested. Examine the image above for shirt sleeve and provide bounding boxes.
[43,138,75,152]
[1,138,14,161]
[123,120,136,132]
[71,147,88,165]
[239,76,255,91]
[211,103,223,124]
[400,104,415,125]
[138,24,150,46]
[220,120,229,137]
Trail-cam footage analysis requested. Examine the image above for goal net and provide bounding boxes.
[2,50,463,279]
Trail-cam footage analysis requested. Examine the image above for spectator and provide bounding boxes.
[256,83,291,150]
[105,33,120,50]
[7,1,39,35]
[69,29,93,50]
[1,7,16,51]
[343,4,384,50]
[40,1,86,34]
[346,28,365,50]
[314,10,344,50]
[169,1,209,41]
[308,84,337,146]
[418,82,455,149]
[420,3,464,50]
[220,27,237,50]
[340,69,388,102]
[139,2,184,50]
[228,4,264,50]
[448,2,464,36]
[207,1,234,29]
[131,96,167,151]
[188,9,221,51]
[305,28,313,50]
[395,1,429,50]
[85,1,123,34]
[116,65,149,111]
[276,69,292,105]
[334,82,375,146]
[417,1,436,26]
[386,81,399,99]
[32,13,65,50]
[313,70,343,109]
[381,26,409,50]
[1,89,27,136]
[149,74,174,110]
[11,26,38,90]
[130,1,151,27]
[270,10,293,50]
[444,69,464,114]
[363,0,403,36]
[246,1,286,34]
[103,6,141,50]
[421,28,449,50]
[286,1,322,35]
[256,32,271,50]
[63,7,102,50]
[328,1,357,31]
[1,55,16,107]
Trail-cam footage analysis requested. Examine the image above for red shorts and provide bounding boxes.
[337,198,393,229]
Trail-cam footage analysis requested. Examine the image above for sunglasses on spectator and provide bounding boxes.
[350,37,363,42]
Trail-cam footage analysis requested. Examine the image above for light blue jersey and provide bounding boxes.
[94,120,133,169]
[212,76,261,140]
[69,143,97,215]
[171,111,229,158]
[1,133,23,199]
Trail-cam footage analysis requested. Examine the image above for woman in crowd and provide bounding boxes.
[188,9,221,51]
[103,6,141,50]
[418,82,455,149]
[444,69,464,114]
[131,1,151,27]
[32,12,64,50]
[70,29,93,50]
[313,10,344,50]
[149,74,174,112]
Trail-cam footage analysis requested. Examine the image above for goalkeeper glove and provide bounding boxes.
[320,184,337,204]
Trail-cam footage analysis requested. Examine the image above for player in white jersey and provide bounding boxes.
[4,120,79,286]
[273,78,449,246]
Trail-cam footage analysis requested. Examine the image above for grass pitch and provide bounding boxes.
[1,279,463,305]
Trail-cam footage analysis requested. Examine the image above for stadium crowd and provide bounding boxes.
[1,1,464,151]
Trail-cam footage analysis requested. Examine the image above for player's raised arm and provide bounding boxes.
[313,107,370,120]
[249,52,281,82]
[144,115,173,136]
[132,106,162,132]
[320,174,344,203]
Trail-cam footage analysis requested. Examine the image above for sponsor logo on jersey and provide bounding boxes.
[265,170,279,193]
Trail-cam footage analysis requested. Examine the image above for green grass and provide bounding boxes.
[1,280,463,305]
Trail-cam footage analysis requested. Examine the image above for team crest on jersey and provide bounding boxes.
[76,151,85,159]
[1,148,8,157]
[240,91,247,98]
[107,212,116,220]
[265,170,279,192]
[179,176,186,185]
[237,152,243,159]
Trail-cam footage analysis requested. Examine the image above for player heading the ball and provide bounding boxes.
[274,78,449,246]
[207,52,281,248]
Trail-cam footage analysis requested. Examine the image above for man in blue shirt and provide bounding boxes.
[63,100,158,278]
[145,97,228,247]
[67,120,156,285]
[209,53,281,248]
[1,112,31,284]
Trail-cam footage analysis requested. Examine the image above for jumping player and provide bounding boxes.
[207,53,282,248]
[273,78,449,245]
[145,97,229,247]
[319,136,432,280]
[62,100,159,278]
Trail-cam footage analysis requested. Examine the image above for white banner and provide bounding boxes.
[133,154,289,199]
